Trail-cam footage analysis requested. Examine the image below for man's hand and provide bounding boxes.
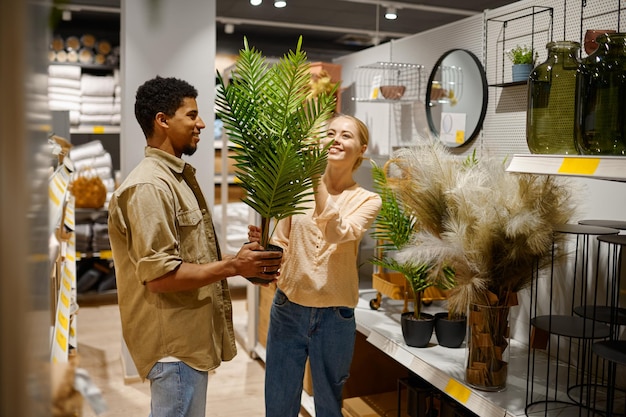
[234,241,282,285]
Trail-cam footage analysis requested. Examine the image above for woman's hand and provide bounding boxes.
[247,225,262,243]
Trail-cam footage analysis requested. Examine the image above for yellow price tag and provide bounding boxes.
[444,378,471,404]
[455,130,465,144]
[93,126,106,134]
[558,157,600,175]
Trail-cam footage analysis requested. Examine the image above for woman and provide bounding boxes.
[248,114,382,417]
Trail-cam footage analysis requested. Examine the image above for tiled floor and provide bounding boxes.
[77,287,307,417]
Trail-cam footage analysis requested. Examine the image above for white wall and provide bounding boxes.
[121,0,216,205]
[335,0,626,346]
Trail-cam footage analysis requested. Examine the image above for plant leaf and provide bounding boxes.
[215,36,337,246]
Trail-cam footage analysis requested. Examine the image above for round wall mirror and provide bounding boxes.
[425,49,488,147]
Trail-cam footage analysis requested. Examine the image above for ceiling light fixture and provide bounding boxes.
[385,6,397,20]
[274,0,287,8]
[250,0,262,5]
[224,23,235,34]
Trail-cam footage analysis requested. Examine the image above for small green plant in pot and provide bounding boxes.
[215,37,337,282]
[370,160,454,347]
[506,45,537,82]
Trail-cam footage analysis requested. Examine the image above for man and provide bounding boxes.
[108,76,281,417]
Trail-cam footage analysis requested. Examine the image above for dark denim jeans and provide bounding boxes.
[265,288,356,417]
[147,361,208,417]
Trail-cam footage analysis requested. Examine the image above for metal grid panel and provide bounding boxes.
[352,62,426,102]
[482,0,625,160]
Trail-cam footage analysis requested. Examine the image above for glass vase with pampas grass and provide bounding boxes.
[384,141,576,389]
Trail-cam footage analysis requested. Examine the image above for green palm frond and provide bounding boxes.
[372,257,432,292]
[215,36,337,246]
[370,160,416,249]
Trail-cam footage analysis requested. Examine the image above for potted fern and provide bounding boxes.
[370,160,455,348]
[215,37,337,283]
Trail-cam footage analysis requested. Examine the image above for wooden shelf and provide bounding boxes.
[506,154,626,182]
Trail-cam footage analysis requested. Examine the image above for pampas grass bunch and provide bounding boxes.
[387,142,576,316]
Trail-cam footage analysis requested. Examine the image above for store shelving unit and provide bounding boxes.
[74,208,117,306]
[352,62,426,103]
[70,125,120,134]
[354,293,549,417]
[505,154,626,182]
[49,154,79,363]
[485,6,553,87]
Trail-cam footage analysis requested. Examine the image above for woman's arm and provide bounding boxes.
[314,192,382,244]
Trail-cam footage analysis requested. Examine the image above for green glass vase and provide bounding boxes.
[575,33,626,155]
[526,41,581,154]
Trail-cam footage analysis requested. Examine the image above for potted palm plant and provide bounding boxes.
[370,160,455,348]
[215,37,337,282]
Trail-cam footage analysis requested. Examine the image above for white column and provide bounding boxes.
[121,0,216,206]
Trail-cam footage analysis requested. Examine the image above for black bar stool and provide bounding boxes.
[526,224,620,416]
[590,234,626,417]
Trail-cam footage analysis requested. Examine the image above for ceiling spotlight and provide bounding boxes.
[224,23,235,34]
[274,0,286,8]
[385,6,397,20]
[250,0,262,5]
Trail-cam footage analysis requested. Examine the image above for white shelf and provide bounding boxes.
[506,154,626,182]
[354,291,591,417]
[70,125,120,134]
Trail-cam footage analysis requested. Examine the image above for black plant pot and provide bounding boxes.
[401,312,435,348]
[246,243,283,285]
[434,312,467,348]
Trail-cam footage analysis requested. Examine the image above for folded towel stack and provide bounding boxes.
[48,65,82,124]
[48,65,122,126]
[79,72,121,126]
[48,32,121,127]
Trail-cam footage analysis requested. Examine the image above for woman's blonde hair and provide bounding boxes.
[330,114,370,171]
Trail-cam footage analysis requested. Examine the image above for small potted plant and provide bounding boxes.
[370,160,455,348]
[215,37,337,282]
[506,44,536,82]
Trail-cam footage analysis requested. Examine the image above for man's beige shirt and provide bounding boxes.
[108,147,236,379]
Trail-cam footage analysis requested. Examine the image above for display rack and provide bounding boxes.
[351,62,429,155]
[525,224,619,415]
[505,154,626,182]
[355,293,536,417]
[352,62,426,103]
[74,208,117,306]
[49,155,79,363]
[485,6,554,87]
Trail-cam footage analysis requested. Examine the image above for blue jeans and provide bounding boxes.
[265,288,356,417]
[146,361,208,417]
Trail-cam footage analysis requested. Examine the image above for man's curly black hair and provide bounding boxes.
[134,76,198,138]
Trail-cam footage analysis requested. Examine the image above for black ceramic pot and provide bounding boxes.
[245,243,283,285]
[401,312,435,348]
[434,312,467,348]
